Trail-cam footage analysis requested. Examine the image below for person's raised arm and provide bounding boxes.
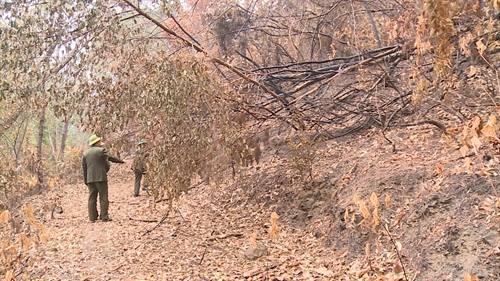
[108,155,125,164]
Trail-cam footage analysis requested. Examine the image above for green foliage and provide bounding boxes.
[0,0,114,109]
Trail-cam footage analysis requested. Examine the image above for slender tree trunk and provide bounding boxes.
[51,123,58,161]
[13,115,29,164]
[363,2,381,48]
[35,43,56,191]
[36,107,46,190]
[60,119,70,162]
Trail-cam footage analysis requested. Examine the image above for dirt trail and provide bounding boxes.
[14,127,500,280]
[26,160,342,281]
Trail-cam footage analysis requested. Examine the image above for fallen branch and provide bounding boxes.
[155,197,170,203]
[112,264,124,271]
[127,213,162,223]
[383,224,408,281]
[206,233,243,242]
[391,119,446,133]
[141,213,170,238]
[176,207,186,223]
[199,230,216,265]
[199,244,209,265]
[381,130,396,153]
[243,263,280,278]
[121,0,289,107]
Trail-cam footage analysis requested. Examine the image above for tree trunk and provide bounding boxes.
[60,119,70,162]
[35,43,56,191]
[36,107,46,190]
[13,115,29,164]
[51,123,58,161]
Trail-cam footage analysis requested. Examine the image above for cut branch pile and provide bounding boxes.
[119,1,463,142]
[238,45,428,139]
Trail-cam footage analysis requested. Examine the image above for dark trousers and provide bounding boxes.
[134,171,143,196]
[87,181,109,221]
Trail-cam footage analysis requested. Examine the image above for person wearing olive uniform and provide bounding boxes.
[132,139,149,197]
[82,135,124,222]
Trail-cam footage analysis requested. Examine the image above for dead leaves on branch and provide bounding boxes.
[481,115,499,140]
[269,212,280,241]
[350,192,387,232]
[344,192,409,280]
[1,204,49,281]
[414,0,456,102]
[412,0,500,109]
[443,114,500,176]
[86,53,234,201]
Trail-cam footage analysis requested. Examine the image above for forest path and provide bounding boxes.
[18,128,500,281]
[27,160,341,280]
[30,163,169,280]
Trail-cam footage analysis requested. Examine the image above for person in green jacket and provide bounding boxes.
[132,139,149,197]
[82,134,124,222]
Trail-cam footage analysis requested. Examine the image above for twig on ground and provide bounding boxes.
[395,119,446,133]
[381,130,396,153]
[14,268,24,278]
[486,176,500,199]
[114,201,141,205]
[196,275,211,281]
[176,207,186,223]
[199,246,208,265]
[141,213,170,238]
[383,224,408,281]
[127,213,167,223]
[155,197,169,203]
[206,233,243,241]
[199,230,216,265]
[243,263,280,278]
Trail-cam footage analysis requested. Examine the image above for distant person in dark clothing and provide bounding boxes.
[132,139,149,197]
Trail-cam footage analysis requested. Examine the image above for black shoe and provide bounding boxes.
[133,194,139,197]
[102,218,113,222]
[89,220,96,223]
[142,186,149,191]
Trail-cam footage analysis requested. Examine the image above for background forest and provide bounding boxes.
[2,0,500,280]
